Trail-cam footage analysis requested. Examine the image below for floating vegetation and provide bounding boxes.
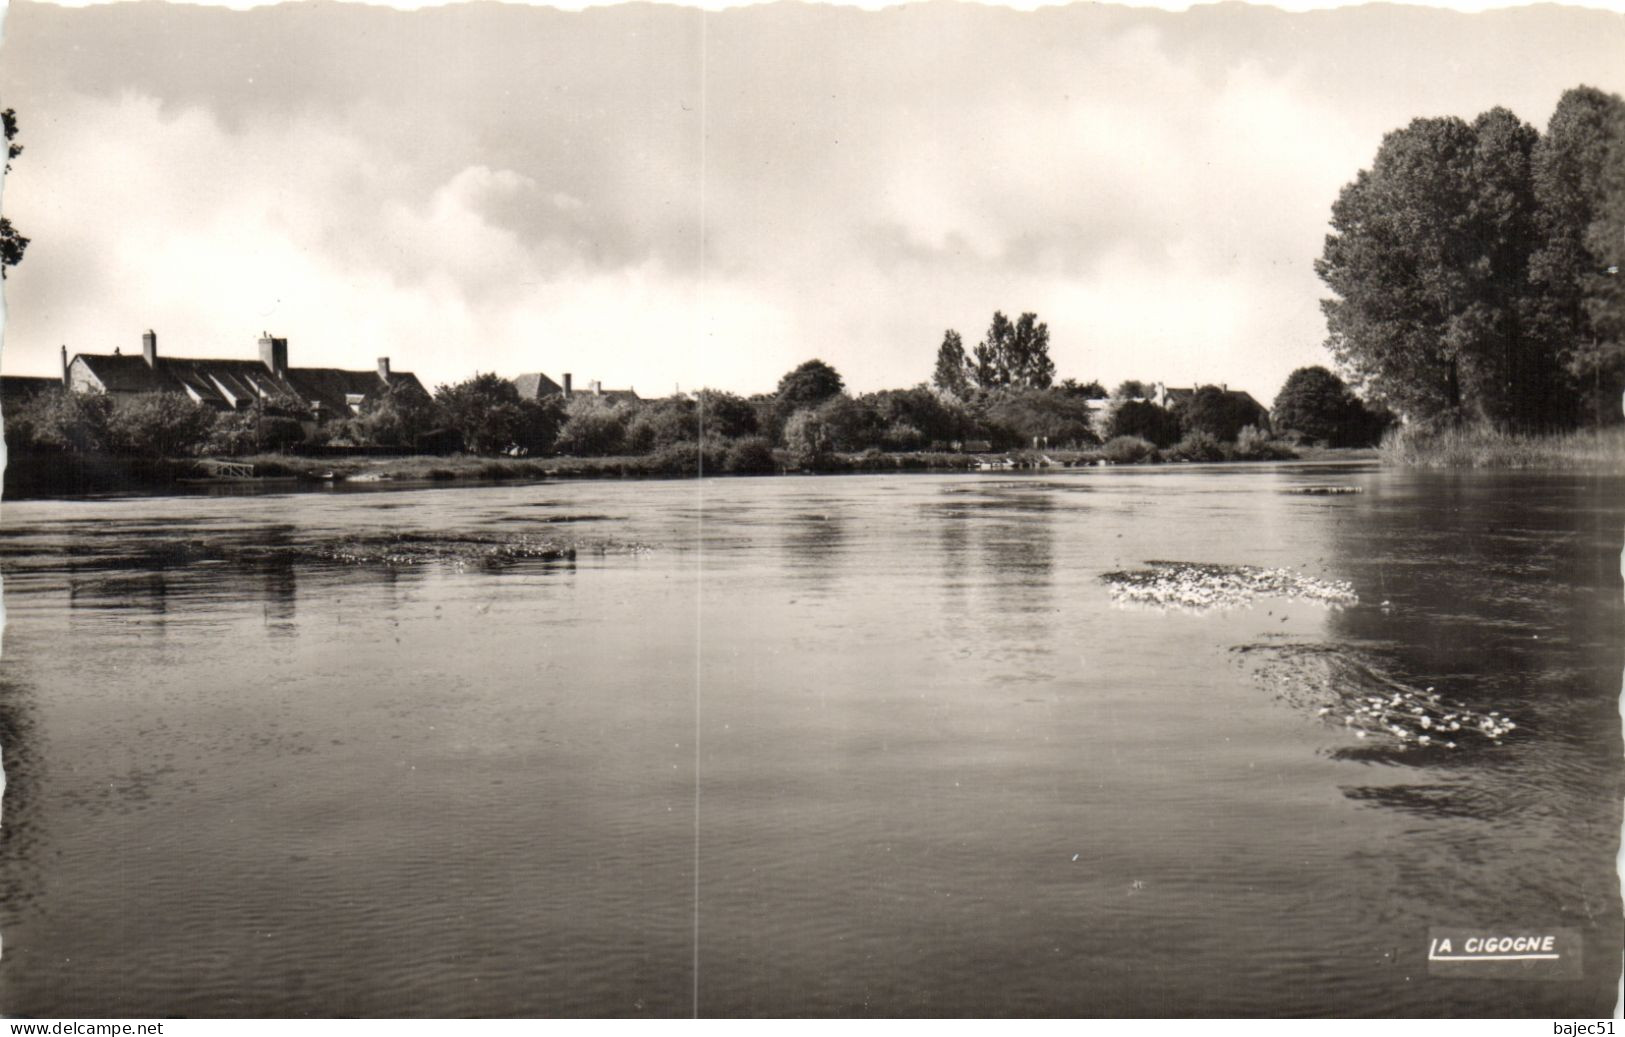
[291,532,582,568]
[1235,643,1518,751]
[1102,561,1358,613]
[1284,486,1363,495]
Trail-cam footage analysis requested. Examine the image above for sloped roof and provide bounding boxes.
[75,354,175,394]
[1164,385,1266,411]
[70,352,425,415]
[513,372,564,400]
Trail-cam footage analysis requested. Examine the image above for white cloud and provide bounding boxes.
[3,1,1622,402]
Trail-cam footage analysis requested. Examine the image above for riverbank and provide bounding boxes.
[1378,425,1625,470]
[1,444,1379,499]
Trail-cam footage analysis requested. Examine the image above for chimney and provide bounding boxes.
[377,357,391,382]
[258,332,288,376]
[142,329,157,367]
[60,345,69,385]
[591,379,602,395]
[563,372,572,397]
[1221,382,1228,393]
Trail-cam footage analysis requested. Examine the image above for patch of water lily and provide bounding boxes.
[1103,561,1358,614]
[173,531,658,570]
[1234,643,1518,751]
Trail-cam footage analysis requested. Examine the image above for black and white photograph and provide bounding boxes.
[0,0,1620,1019]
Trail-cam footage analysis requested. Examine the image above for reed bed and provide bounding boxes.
[1379,424,1625,470]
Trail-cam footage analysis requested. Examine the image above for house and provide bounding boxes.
[583,380,640,404]
[512,371,566,402]
[510,370,639,405]
[1155,382,1270,430]
[63,330,427,422]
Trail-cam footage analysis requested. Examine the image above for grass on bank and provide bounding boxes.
[1377,424,1625,471]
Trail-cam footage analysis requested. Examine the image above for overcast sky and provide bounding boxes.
[1,0,1622,399]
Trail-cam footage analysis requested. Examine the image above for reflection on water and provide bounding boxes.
[0,467,1618,1017]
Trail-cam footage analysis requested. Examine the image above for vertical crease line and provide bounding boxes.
[693,8,708,1020]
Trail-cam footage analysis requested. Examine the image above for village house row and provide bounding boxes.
[0,330,1276,441]
[0,331,638,419]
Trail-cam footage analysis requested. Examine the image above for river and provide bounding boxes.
[0,464,1619,1016]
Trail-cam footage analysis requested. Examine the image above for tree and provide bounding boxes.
[694,389,758,440]
[5,387,111,454]
[554,395,631,456]
[1180,385,1266,443]
[1059,378,1107,398]
[349,379,441,448]
[861,386,968,448]
[1531,86,1625,426]
[1107,400,1181,447]
[2,109,29,277]
[932,330,972,398]
[775,359,845,417]
[1272,366,1388,446]
[625,396,699,453]
[1317,108,1549,429]
[104,393,219,458]
[1112,380,1155,401]
[782,408,833,466]
[973,311,1055,390]
[978,388,1097,448]
[434,373,528,454]
[1582,121,1625,425]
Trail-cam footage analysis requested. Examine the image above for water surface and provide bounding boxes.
[0,465,1619,1016]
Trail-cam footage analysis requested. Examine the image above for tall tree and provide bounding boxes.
[973,311,1055,390]
[932,329,971,398]
[972,312,1012,390]
[2,108,29,277]
[1531,86,1625,425]
[775,359,845,417]
[1317,109,1548,428]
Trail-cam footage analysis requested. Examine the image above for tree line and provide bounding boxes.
[1318,85,1625,430]
[6,308,1391,469]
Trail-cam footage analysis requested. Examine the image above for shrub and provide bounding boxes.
[5,388,112,454]
[1102,435,1156,464]
[1231,425,1297,461]
[646,439,727,475]
[555,396,631,456]
[258,416,307,452]
[723,436,777,474]
[783,408,833,466]
[851,447,893,471]
[1165,429,1225,463]
[880,421,926,451]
